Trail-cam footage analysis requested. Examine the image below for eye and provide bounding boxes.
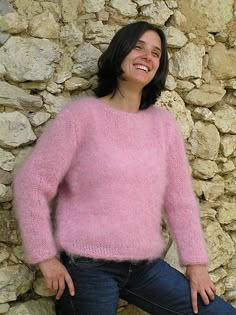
[135,44,142,50]
[153,51,160,58]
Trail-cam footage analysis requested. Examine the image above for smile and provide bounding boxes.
[135,64,149,72]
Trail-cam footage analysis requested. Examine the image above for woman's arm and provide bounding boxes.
[14,108,77,264]
[163,115,215,312]
[163,116,208,266]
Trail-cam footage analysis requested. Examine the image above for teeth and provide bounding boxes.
[135,65,148,72]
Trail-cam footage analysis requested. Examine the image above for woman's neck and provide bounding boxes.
[101,86,142,113]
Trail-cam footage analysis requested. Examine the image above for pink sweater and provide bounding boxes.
[14,96,208,265]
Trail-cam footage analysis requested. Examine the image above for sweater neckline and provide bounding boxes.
[95,97,153,116]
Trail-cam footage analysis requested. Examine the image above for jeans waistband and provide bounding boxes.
[60,251,152,266]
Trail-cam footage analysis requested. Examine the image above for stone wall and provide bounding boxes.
[0,0,235,314]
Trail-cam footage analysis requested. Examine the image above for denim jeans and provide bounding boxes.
[56,252,236,315]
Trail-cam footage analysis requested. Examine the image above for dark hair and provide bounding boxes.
[94,21,169,110]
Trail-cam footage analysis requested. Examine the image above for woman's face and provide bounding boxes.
[120,30,162,88]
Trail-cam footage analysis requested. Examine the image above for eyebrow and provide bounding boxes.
[136,40,162,52]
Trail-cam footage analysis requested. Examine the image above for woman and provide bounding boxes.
[14,21,236,314]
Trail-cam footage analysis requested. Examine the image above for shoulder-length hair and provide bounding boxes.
[94,21,169,110]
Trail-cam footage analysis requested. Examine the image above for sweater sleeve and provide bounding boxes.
[14,108,77,264]
[163,116,209,266]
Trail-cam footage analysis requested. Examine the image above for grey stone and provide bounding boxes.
[0,169,12,185]
[0,303,10,313]
[72,42,102,79]
[176,80,195,92]
[84,0,105,13]
[0,148,15,171]
[85,21,116,45]
[42,92,71,116]
[185,83,226,108]
[209,267,227,284]
[208,43,236,80]
[213,104,236,134]
[224,275,236,301]
[224,92,236,106]
[40,2,61,22]
[217,202,236,225]
[164,26,188,48]
[110,0,137,17]
[0,211,18,244]
[171,10,187,28]
[192,107,215,122]
[18,81,47,91]
[189,122,220,160]
[165,75,177,91]
[0,81,43,110]
[61,0,83,23]
[14,0,42,18]
[224,170,236,196]
[46,81,63,94]
[54,55,73,84]
[141,1,173,25]
[65,77,91,91]
[156,90,194,139]
[5,299,55,315]
[205,34,216,46]
[165,0,178,9]
[0,31,10,44]
[205,221,235,271]
[28,112,51,127]
[60,24,83,46]
[29,11,59,39]
[0,37,60,82]
[192,159,218,179]
[200,203,217,221]
[0,13,28,34]
[220,160,235,174]
[0,112,36,149]
[12,246,25,262]
[0,243,10,263]
[0,265,34,303]
[0,184,12,202]
[196,176,225,201]
[175,0,234,33]
[220,135,236,157]
[0,0,15,15]
[169,43,205,79]
[133,0,152,6]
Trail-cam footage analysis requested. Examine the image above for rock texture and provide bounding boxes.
[0,265,34,303]
[72,43,102,79]
[169,43,205,79]
[0,81,43,110]
[0,112,36,148]
[209,43,236,80]
[0,0,235,313]
[0,37,60,82]
[189,122,220,160]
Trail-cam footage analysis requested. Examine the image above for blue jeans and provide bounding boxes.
[56,252,236,315]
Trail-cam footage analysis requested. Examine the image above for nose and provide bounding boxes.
[141,49,152,60]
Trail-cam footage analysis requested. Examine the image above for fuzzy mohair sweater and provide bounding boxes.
[14,96,208,265]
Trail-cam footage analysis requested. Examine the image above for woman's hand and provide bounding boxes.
[38,256,75,300]
[186,265,216,314]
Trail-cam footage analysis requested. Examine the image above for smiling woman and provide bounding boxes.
[120,30,162,88]
[94,21,168,110]
[14,21,236,315]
